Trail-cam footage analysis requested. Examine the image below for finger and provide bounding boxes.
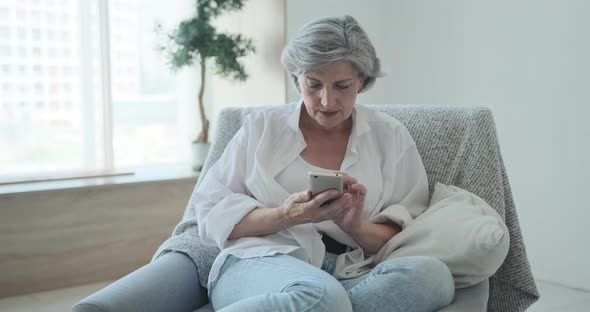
[291,191,312,203]
[342,174,358,186]
[323,194,351,216]
[327,192,351,208]
[317,193,350,215]
[310,189,340,206]
[351,184,367,195]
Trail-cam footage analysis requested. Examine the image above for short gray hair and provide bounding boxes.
[281,15,382,93]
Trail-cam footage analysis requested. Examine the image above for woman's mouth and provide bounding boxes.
[319,111,338,117]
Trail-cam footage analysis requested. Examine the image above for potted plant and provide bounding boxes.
[157,0,255,171]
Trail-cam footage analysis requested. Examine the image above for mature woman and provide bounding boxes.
[197,15,455,311]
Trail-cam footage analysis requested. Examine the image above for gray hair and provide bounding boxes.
[281,15,383,93]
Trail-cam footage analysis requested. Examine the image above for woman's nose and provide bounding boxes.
[320,88,335,107]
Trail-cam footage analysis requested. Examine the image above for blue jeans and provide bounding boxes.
[209,252,454,312]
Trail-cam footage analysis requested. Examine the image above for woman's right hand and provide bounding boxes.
[281,190,352,226]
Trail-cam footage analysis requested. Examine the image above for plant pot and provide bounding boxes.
[191,142,211,172]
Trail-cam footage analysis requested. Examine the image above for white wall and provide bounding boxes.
[288,0,590,290]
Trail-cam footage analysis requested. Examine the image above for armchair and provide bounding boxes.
[74,104,539,312]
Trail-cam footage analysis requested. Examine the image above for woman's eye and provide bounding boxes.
[307,84,321,89]
[337,85,351,90]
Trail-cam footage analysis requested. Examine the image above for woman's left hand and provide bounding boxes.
[332,174,367,235]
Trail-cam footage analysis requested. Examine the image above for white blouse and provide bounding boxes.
[196,100,429,290]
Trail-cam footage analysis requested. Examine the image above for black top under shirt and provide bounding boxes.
[321,234,348,255]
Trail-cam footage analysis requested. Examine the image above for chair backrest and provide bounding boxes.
[200,104,539,312]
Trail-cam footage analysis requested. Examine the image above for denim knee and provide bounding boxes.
[283,277,352,312]
[377,256,455,310]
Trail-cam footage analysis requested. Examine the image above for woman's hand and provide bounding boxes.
[281,189,351,226]
[228,191,349,240]
[332,174,367,235]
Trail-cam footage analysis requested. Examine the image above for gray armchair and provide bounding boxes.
[74,104,540,312]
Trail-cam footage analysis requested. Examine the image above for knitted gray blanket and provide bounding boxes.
[153,104,539,312]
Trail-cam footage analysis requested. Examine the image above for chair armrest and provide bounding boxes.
[438,279,489,312]
[72,252,208,312]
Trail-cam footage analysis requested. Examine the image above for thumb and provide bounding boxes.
[292,191,312,203]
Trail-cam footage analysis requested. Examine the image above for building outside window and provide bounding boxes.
[0,0,198,180]
[0,0,286,182]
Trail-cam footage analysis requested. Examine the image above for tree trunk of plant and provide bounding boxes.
[196,55,209,143]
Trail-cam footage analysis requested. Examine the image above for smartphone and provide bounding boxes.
[309,171,343,205]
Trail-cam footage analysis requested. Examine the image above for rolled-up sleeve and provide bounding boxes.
[196,117,263,249]
[371,143,429,229]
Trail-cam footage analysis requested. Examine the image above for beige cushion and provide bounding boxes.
[375,183,509,289]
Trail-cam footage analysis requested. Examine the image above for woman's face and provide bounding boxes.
[298,60,364,131]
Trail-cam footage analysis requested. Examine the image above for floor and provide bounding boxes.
[0,281,112,312]
[0,279,588,312]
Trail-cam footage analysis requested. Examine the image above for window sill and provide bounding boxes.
[0,165,199,195]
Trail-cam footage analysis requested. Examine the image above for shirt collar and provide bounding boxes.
[287,98,304,133]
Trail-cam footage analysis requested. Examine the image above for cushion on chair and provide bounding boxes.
[375,183,510,289]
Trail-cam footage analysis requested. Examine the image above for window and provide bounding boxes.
[0,8,11,20]
[1,64,10,75]
[31,28,41,40]
[0,0,196,179]
[109,0,194,167]
[0,0,287,182]
[17,28,27,40]
[0,27,10,39]
[0,45,10,57]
